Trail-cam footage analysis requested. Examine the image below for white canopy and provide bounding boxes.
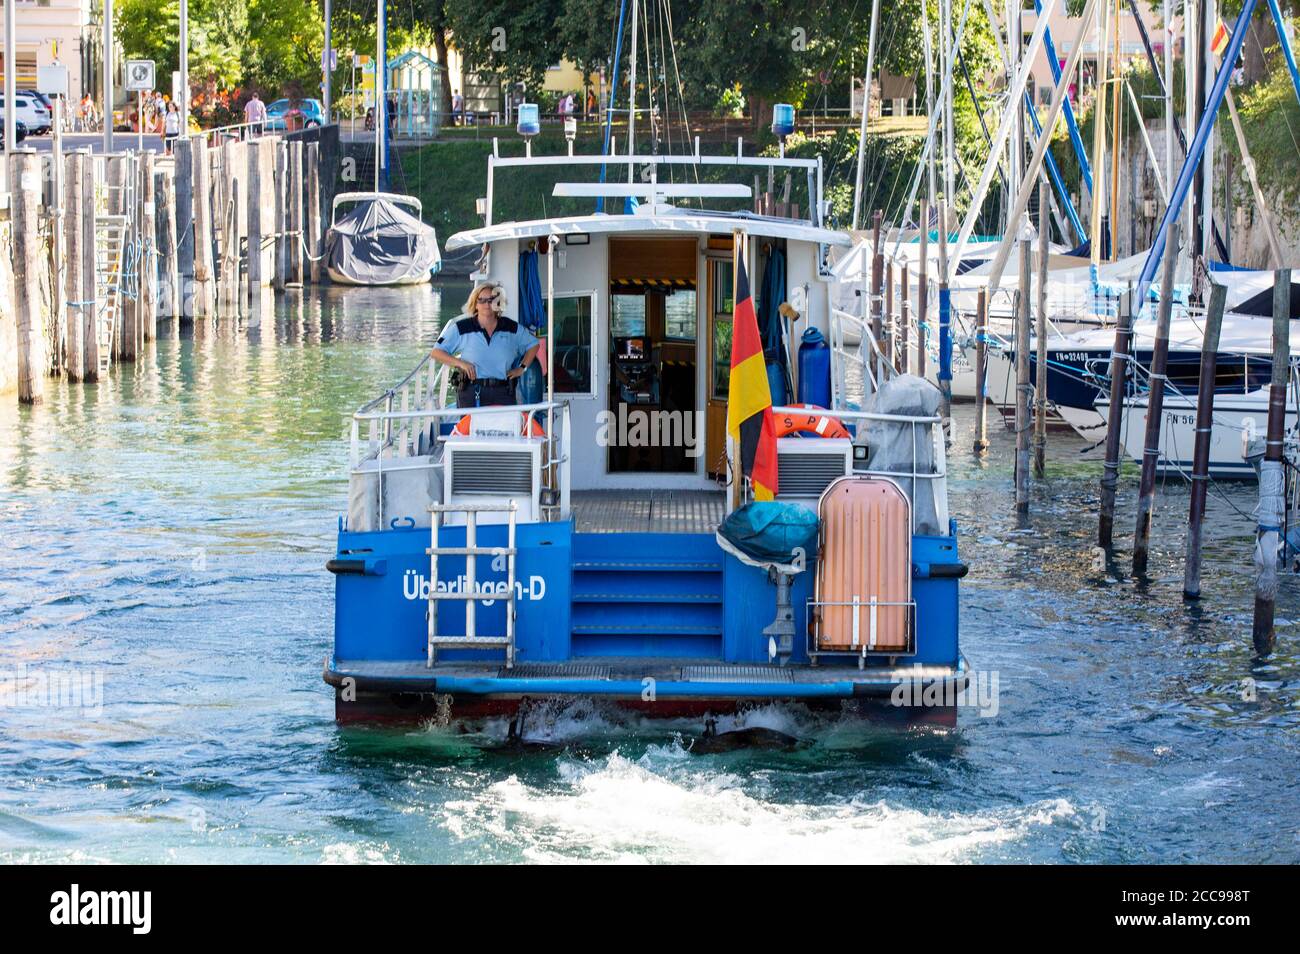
[445,209,852,251]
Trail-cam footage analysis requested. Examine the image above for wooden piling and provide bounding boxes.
[64,152,87,382]
[898,263,909,374]
[1098,288,1133,549]
[1014,239,1031,517]
[11,151,46,404]
[290,140,305,285]
[1033,179,1050,478]
[139,151,157,341]
[884,260,894,371]
[974,287,988,454]
[174,138,195,293]
[274,141,288,290]
[248,138,274,289]
[108,155,135,362]
[307,141,322,284]
[1133,223,1180,575]
[192,137,216,316]
[81,150,99,379]
[870,210,883,383]
[917,201,928,379]
[50,121,67,375]
[1251,268,1291,656]
[1183,281,1227,599]
[157,166,180,320]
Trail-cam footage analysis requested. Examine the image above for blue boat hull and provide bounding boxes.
[325,519,967,725]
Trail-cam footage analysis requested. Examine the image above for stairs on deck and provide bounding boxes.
[570,533,725,658]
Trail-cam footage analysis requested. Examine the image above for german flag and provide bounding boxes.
[726,251,779,500]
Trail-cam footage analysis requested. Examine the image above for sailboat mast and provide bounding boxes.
[626,0,640,183]
[1089,0,1109,271]
[1110,0,1121,260]
[1164,0,1174,199]
[375,0,386,192]
[923,0,937,220]
[941,0,956,232]
[851,0,883,231]
[1007,0,1022,238]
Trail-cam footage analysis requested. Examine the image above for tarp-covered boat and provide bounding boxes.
[325,192,441,286]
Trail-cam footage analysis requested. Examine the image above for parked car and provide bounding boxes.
[0,93,52,135]
[0,119,29,148]
[264,98,325,131]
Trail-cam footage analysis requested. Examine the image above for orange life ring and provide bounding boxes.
[775,404,849,439]
[453,413,546,437]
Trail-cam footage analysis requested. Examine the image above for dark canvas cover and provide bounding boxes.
[326,196,441,284]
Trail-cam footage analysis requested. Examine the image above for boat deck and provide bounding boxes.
[572,490,725,534]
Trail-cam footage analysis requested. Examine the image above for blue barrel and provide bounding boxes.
[771,103,795,139]
[517,104,540,137]
[797,327,831,408]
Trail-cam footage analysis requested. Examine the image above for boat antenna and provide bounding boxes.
[850,0,881,231]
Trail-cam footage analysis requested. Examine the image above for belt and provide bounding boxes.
[461,377,510,389]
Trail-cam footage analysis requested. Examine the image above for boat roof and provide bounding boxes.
[445,208,852,251]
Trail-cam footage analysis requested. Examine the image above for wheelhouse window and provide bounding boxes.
[665,287,697,341]
[710,259,735,400]
[550,293,596,395]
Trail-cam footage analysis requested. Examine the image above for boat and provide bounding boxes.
[321,0,439,287]
[324,192,441,286]
[321,125,970,726]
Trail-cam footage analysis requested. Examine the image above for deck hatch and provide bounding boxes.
[680,665,794,684]
[451,450,533,495]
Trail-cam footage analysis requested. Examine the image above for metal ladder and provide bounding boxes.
[94,214,129,375]
[426,502,518,668]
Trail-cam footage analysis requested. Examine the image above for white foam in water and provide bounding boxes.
[444,749,1078,864]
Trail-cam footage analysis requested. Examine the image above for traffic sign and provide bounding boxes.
[125,59,156,92]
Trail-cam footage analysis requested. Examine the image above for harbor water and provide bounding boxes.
[2,284,1298,863]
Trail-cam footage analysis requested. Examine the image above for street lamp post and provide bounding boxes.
[103,0,113,152]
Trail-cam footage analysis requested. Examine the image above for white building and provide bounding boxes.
[0,0,98,100]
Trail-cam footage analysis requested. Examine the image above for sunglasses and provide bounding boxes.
[477,294,498,304]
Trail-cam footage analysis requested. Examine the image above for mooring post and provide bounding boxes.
[1015,238,1031,516]
[274,140,288,291]
[898,263,910,374]
[158,166,179,320]
[883,259,894,371]
[247,138,274,289]
[192,137,215,317]
[50,113,67,375]
[870,210,883,382]
[107,155,133,361]
[1183,281,1227,599]
[81,151,99,379]
[1133,223,1180,576]
[937,201,953,440]
[139,151,157,341]
[11,150,46,405]
[1252,268,1291,656]
[307,141,322,284]
[974,287,988,454]
[174,137,195,301]
[917,200,928,379]
[64,152,87,382]
[291,140,306,285]
[1099,288,1133,549]
[1033,179,1050,478]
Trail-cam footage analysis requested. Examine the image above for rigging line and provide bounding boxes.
[856,16,906,221]
[658,0,701,207]
[597,0,630,205]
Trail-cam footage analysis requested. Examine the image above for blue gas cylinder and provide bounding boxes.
[797,327,831,408]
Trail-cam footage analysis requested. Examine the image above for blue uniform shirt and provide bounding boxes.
[435,315,539,380]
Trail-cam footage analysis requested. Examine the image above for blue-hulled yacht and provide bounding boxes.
[323,131,969,727]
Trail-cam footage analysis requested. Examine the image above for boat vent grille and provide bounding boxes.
[777,451,850,498]
[499,663,611,679]
[451,450,533,495]
[680,665,794,684]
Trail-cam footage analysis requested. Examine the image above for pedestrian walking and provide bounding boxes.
[164,101,181,154]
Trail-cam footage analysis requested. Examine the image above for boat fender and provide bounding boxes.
[912,562,969,579]
[775,404,850,440]
[326,557,388,576]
